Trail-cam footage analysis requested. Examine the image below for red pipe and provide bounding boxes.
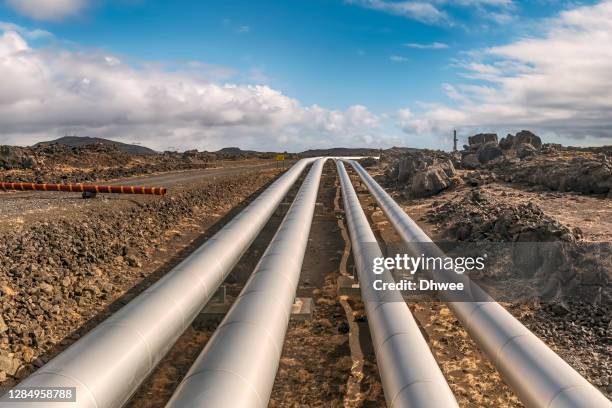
[0,182,167,195]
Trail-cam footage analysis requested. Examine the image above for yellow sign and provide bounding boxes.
[276,154,285,161]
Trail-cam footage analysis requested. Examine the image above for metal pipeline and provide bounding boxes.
[0,182,167,195]
[8,158,318,408]
[348,160,611,408]
[166,158,326,408]
[336,161,458,408]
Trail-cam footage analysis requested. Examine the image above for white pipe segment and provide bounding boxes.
[165,158,326,408]
[8,158,318,408]
[348,160,612,408]
[336,161,459,408]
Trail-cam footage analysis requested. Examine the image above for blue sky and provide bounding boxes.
[0,0,610,151]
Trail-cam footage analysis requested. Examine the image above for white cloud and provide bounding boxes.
[0,27,385,151]
[398,0,612,142]
[403,41,449,49]
[5,0,87,21]
[0,21,53,39]
[390,55,409,62]
[346,1,449,24]
[346,0,514,25]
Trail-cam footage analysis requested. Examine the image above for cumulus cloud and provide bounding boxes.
[0,28,384,151]
[5,0,87,21]
[403,41,448,49]
[398,0,612,141]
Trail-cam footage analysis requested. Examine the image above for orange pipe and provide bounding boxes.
[0,182,167,195]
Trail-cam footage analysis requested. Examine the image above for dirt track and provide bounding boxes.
[0,160,283,228]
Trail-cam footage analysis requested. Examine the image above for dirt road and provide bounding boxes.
[0,160,283,230]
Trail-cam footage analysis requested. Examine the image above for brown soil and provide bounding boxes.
[0,165,282,390]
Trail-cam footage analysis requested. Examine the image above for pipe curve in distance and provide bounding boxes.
[7,158,318,408]
[348,159,611,408]
[337,160,459,408]
[165,158,327,408]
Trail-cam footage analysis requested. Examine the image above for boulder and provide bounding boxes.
[386,151,457,197]
[468,133,498,147]
[410,166,452,197]
[438,160,456,178]
[515,130,542,149]
[389,152,436,182]
[477,142,503,164]
[396,156,419,182]
[517,143,538,159]
[0,146,38,170]
[359,157,377,168]
[461,154,480,169]
[499,134,515,150]
[0,353,20,376]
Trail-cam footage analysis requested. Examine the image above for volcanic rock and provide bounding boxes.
[517,143,538,159]
[0,354,20,376]
[515,130,542,149]
[477,142,503,164]
[499,134,515,150]
[461,154,480,169]
[468,133,498,147]
[385,150,459,197]
[411,166,453,197]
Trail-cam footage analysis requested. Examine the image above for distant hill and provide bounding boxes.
[34,136,156,155]
[215,147,259,156]
[299,147,381,157]
[214,147,286,159]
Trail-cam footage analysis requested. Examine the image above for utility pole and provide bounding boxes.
[453,129,458,152]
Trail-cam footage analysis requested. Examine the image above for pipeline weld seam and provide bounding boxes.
[546,384,587,408]
[388,379,436,408]
[97,322,155,372]
[216,315,282,356]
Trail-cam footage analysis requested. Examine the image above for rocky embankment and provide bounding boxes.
[458,130,612,196]
[379,130,611,198]
[425,187,610,301]
[0,143,217,183]
[0,171,276,384]
[426,188,582,242]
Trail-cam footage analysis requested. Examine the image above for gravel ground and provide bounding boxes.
[0,161,281,230]
[0,166,280,386]
[1,158,609,406]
